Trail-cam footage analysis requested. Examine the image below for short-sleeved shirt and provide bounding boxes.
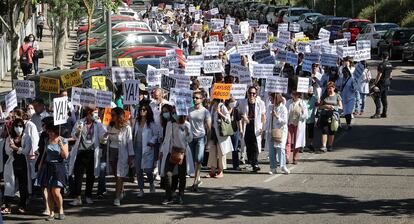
[305,96,318,124]
[188,106,211,138]
[377,61,392,86]
[46,138,68,162]
[322,93,342,107]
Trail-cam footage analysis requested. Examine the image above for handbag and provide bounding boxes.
[218,105,234,137]
[168,123,185,165]
[271,105,283,143]
[34,49,44,58]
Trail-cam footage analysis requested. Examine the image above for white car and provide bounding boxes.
[118,10,140,20]
[283,7,312,23]
[266,6,288,25]
[298,12,322,33]
[356,23,399,50]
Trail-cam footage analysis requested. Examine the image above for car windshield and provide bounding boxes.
[349,21,370,28]
[374,24,398,31]
[394,30,414,40]
[96,35,126,48]
[332,19,346,26]
[307,15,320,21]
[290,9,310,16]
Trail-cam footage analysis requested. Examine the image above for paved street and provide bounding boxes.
[3,58,413,224]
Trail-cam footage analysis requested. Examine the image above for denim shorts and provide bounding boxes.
[190,136,206,163]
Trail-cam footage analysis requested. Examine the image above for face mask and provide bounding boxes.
[14,127,23,135]
[229,102,236,108]
[28,109,35,116]
[162,112,170,120]
[93,113,99,121]
[172,113,179,121]
[29,38,34,42]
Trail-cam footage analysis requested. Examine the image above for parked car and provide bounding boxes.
[265,5,289,25]
[77,15,137,35]
[402,34,414,62]
[298,12,323,34]
[322,17,350,42]
[248,3,261,20]
[283,7,312,23]
[378,27,414,59]
[116,11,140,20]
[356,23,399,50]
[338,19,371,43]
[277,8,288,24]
[254,4,267,23]
[309,15,335,37]
[78,21,151,42]
[239,1,257,20]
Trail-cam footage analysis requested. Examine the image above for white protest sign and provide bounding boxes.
[276,50,287,62]
[286,51,298,66]
[274,39,287,50]
[189,6,196,12]
[254,49,272,63]
[357,40,371,50]
[265,76,288,93]
[13,80,35,99]
[185,62,201,76]
[302,59,313,72]
[111,67,134,83]
[248,20,259,28]
[259,24,268,32]
[354,48,371,62]
[337,46,356,58]
[294,32,305,39]
[231,24,240,33]
[230,65,251,85]
[232,34,244,43]
[169,88,193,105]
[223,34,233,42]
[175,98,189,116]
[321,53,338,67]
[53,97,68,125]
[203,60,223,74]
[334,38,349,47]
[252,64,274,78]
[278,23,289,32]
[96,90,113,108]
[240,21,250,40]
[343,32,351,41]
[297,42,311,53]
[147,68,168,86]
[230,84,247,99]
[122,80,140,105]
[279,30,291,40]
[305,52,321,64]
[237,44,250,56]
[297,77,310,93]
[250,43,263,53]
[5,90,17,113]
[318,28,331,39]
[192,23,202,32]
[254,32,268,43]
[203,45,220,57]
[170,73,191,89]
[226,17,235,25]
[187,55,204,67]
[210,8,219,15]
[321,44,336,54]
[229,53,241,65]
[197,76,214,89]
[166,49,176,57]
[289,22,301,32]
[71,87,96,108]
[210,35,219,42]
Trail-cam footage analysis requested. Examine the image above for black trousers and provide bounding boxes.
[164,154,186,200]
[74,150,95,197]
[5,158,28,209]
[374,85,389,115]
[36,25,44,40]
[244,120,259,167]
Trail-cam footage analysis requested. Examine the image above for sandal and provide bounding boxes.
[1,207,11,214]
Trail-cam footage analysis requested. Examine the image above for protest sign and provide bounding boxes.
[279,30,291,40]
[197,76,214,89]
[111,67,134,83]
[321,44,336,54]
[117,58,134,67]
[166,49,176,57]
[278,23,289,32]
[250,43,263,53]
[254,49,271,63]
[223,34,232,42]
[92,76,106,90]
[232,34,244,43]
[259,24,268,32]
[305,52,321,64]
[187,55,204,67]
[230,84,247,99]
[254,32,268,43]
[210,35,219,42]
[252,64,274,78]
[248,20,259,28]
[71,87,96,108]
[334,38,349,47]
[289,22,301,32]
[161,75,176,92]
[295,37,310,43]
[337,46,356,58]
[175,98,189,116]
[274,38,287,50]
[40,76,60,94]
[343,32,351,41]
[297,42,311,53]
[169,88,193,105]
[147,68,168,86]
[192,23,202,31]
[297,77,310,93]
[211,83,232,100]
[226,17,235,25]
[265,76,288,93]
[53,97,68,125]
[229,53,241,65]
[61,70,82,89]
[102,108,112,126]
[294,32,305,39]
[210,8,219,15]
[185,62,201,76]
[276,50,287,62]
[321,53,338,67]
[13,80,35,99]
[231,65,252,85]
[123,80,140,105]
[203,45,220,57]
[357,40,371,50]
[231,24,240,33]
[240,21,250,40]
[302,59,313,72]
[286,51,298,66]
[189,6,195,12]
[318,28,331,39]
[203,60,223,74]
[5,90,17,113]
[171,74,191,89]
[354,48,371,62]
[96,90,112,108]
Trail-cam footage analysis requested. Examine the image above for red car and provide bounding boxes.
[78,27,150,47]
[339,19,372,43]
[77,15,137,34]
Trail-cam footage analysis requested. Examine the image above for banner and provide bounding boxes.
[265,76,288,93]
[5,90,17,113]
[252,64,274,78]
[40,76,60,94]
[211,83,232,100]
[111,67,134,83]
[13,80,35,99]
[61,70,82,89]
[92,76,106,90]
[297,77,310,93]
[321,53,338,67]
[230,84,247,99]
[203,60,223,74]
[96,90,113,108]
[53,97,68,125]
[118,58,134,67]
[123,80,140,105]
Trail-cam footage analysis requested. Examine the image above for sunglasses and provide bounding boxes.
[248,92,257,95]
[193,97,202,100]
[140,108,147,111]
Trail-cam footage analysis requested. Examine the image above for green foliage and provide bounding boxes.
[358,0,414,25]
[102,0,123,13]
[401,11,414,27]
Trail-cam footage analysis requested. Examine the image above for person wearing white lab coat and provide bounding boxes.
[207,99,233,178]
[106,107,134,206]
[238,86,266,172]
[355,61,371,115]
[340,67,357,129]
[2,119,33,213]
[68,107,106,206]
[285,91,308,164]
[132,104,158,197]
[265,93,290,175]
[159,116,194,205]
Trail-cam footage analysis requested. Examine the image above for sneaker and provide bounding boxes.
[252,166,261,172]
[175,195,183,205]
[317,147,327,153]
[155,174,161,181]
[57,214,65,220]
[45,216,55,221]
[268,168,277,175]
[85,197,94,204]
[69,198,82,206]
[150,184,156,193]
[327,146,334,152]
[282,166,290,175]
[137,190,144,198]
[370,114,381,119]
[381,113,387,118]
[195,180,203,187]
[113,198,121,206]
[161,199,174,205]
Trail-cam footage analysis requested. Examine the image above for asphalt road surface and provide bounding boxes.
[3,59,414,224]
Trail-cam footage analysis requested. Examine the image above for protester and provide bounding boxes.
[19,36,34,78]
[28,34,41,75]
[355,61,371,116]
[227,98,242,170]
[371,52,393,119]
[340,67,357,130]
[304,88,318,152]
[31,98,49,134]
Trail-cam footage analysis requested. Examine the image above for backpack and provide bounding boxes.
[20,46,31,66]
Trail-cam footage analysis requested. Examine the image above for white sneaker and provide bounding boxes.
[155,174,161,181]
[113,198,121,206]
[85,197,94,204]
[150,185,156,193]
[69,198,82,206]
[282,166,290,175]
[137,190,144,197]
[268,169,277,175]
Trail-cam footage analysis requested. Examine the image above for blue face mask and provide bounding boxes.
[162,112,170,120]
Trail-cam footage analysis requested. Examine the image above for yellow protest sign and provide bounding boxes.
[196,5,200,10]
[61,70,82,89]
[295,37,310,43]
[92,76,107,91]
[118,58,134,67]
[211,83,232,100]
[40,76,60,94]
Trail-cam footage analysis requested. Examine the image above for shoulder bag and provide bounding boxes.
[168,123,185,165]
[271,105,283,143]
[218,105,234,137]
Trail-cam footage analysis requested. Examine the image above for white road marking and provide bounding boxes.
[263,166,296,183]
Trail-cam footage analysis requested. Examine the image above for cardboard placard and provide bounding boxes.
[53,96,68,125]
[265,76,288,93]
[96,90,113,108]
[61,70,82,90]
[123,80,140,105]
[211,83,232,100]
[111,67,134,83]
[5,90,17,113]
[40,76,60,94]
[230,84,247,99]
[92,76,106,90]
[252,64,274,78]
[118,58,134,67]
[297,77,310,93]
[203,60,223,74]
[13,80,35,99]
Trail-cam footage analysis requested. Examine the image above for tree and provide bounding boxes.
[0,0,30,80]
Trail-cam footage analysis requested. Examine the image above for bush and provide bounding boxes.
[401,11,414,27]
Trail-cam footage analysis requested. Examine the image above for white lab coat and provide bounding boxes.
[358,68,371,94]
[132,121,158,169]
[24,120,39,178]
[211,103,233,156]
[238,98,266,152]
[264,103,288,151]
[4,135,33,197]
[69,119,106,176]
[340,75,357,115]
[106,125,134,178]
[159,121,194,177]
[286,99,308,149]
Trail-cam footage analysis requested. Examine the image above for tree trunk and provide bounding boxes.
[54,4,68,68]
[85,11,92,69]
[9,0,28,81]
[10,34,20,80]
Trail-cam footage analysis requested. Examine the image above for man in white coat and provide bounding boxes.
[238,86,266,172]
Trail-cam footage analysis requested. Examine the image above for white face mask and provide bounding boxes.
[28,109,35,116]
[14,127,23,136]
[29,38,34,42]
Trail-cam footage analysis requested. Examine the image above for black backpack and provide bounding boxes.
[20,46,31,66]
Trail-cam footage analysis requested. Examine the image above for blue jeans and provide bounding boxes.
[189,136,206,164]
[269,145,286,169]
[97,161,107,195]
[134,143,154,190]
[355,92,368,113]
[230,131,240,169]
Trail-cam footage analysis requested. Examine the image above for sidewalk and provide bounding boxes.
[0,26,77,93]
